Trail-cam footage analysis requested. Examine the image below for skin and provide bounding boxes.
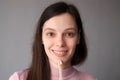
[42,13,80,69]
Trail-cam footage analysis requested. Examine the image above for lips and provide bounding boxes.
[52,50,67,57]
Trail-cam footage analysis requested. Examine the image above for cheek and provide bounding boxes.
[42,38,53,49]
[67,38,78,47]
[66,38,78,52]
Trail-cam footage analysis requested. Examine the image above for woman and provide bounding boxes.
[9,1,96,80]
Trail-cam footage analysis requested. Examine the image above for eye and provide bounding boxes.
[64,32,76,38]
[46,32,55,37]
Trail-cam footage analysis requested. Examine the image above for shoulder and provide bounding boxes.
[76,70,97,80]
[9,70,28,80]
[71,68,96,80]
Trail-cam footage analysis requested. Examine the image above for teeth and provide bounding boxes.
[54,51,66,54]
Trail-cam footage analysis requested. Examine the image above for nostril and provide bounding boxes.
[56,39,65,47]
[56,42,65,47]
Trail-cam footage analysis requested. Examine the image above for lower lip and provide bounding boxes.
[55,53,66,57]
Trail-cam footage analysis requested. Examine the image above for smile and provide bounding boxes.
[54,51,66,54]
[52,50,67,57]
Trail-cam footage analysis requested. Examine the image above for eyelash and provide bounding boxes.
[64,32,75,38]
[46,32,55,37]
[46,32,76,38]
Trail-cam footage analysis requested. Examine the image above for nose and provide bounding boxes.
[55,35,65,47]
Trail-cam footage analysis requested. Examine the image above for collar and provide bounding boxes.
[51,66,77,79]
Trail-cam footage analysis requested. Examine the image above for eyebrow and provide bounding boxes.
[64,28,77,31]
[43,28,56,32]
[43,27,77,32]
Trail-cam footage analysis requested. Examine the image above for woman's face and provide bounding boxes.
[42,13,80,68]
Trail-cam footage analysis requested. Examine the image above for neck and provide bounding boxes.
[51,65,75,79]
[49,60,71,69]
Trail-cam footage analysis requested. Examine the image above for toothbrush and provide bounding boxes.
[58,60,63,80]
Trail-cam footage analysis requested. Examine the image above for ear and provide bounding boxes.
[77,37,80,44]
[77,32,80,44]
[41,40,44,44]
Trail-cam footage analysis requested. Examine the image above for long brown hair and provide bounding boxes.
[27,1,87,80]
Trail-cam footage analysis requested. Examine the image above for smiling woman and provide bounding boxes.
[9,1,96,80]
[42,13,80,69]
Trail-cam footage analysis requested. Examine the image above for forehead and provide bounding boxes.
[43,13,77,31]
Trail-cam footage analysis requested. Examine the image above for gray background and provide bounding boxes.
[0,0,120,80]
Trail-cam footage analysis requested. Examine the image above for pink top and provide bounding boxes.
[9,67,96,80]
